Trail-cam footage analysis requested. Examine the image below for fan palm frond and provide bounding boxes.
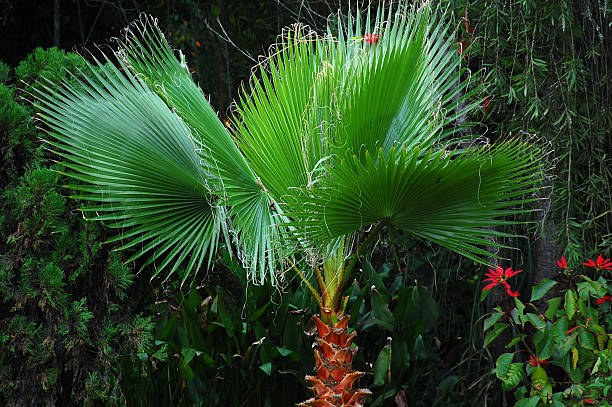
[35,60,220,284]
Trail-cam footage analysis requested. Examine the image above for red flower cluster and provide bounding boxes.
[362,33,379,44]
[557,256,568,269]
[596,295,612,304]
[528,355,548,366]
[482,266,522,297]
[583,254,612,270]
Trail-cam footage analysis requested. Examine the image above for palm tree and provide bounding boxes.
[35,2,542,405]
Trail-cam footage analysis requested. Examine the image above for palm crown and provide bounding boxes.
[35,4,543,404]
[35,3,540,289]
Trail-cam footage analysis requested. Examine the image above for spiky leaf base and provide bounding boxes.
[299,315,371,407]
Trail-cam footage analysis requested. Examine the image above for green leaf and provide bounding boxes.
[394,286,440,333]
[179,359,194,381]
[181,348,197,365]
[531,366,548,388]
[493,355,524,392]
[199,351,215,370]
[578,330,595,350]
[413,335,428,359]
[502,363,524,390]
[545,297,562,321]
[437,375,460,397]
[216,299,235,338]
[370,286,394,331]
[118,16,288,285]
[525,313,546,330]
[36,60,223,284]
[531,279,557,301]
[494,353,514,380]
[248,301,271,322]
[276,347,293,357]
[36,4,542,288]
[484,323,508,348]
[514,396,540,407]
[259,362,272,376]
[515,296,526,316]
[373,343,391,387]
[577,297,588,318]
[565,290,576,320]
[506,334,525,349]
[484,311,504,332]
[289,141,542,263]
[534,329,554,360]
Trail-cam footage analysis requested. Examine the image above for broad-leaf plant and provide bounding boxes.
[35,2,542,405]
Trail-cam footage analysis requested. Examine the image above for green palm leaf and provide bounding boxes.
[233,3,481,204]
[35,3,543,286]
[286,139,542,264]
[35,60,220,283]
[117,15,289,283]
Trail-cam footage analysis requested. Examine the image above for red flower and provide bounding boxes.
[482,266,522,297]
[596,295,612,304]
[584,400,595,405]
[362,33,380,44]
[483,96,493,113]
[457,40,469,56]
[557,256,568,269]
[583,254,612,270]
[528,355,548,366]
[195,40,201,47]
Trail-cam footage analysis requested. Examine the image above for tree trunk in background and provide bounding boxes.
[53,0,60,48]
[531,197,561,307]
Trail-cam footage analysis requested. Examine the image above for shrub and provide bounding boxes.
[483,254,612,405]
[0,48,155,407]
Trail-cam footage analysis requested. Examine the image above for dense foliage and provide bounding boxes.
[0,1,610,406]
[483,255,612,405]
[450,0,611,258]
[0,48,156,406]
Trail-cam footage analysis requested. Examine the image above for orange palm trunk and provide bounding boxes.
[299,314,371,406]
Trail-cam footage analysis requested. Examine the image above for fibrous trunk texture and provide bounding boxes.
[299,315,371,407]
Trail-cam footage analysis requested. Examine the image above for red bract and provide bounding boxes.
[457,40,469,56]
[362,33,379,44]
[556,256,568,269]
[584,399,595,405]
[583,254,612,270]
[482,266,522,297]
[596,295,612,304]
[483,96,493,113]
[566,317,592,334]
[566,326,581,335]
[528,355,548,366]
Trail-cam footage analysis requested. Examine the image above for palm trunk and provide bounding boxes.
[299,314,371,406]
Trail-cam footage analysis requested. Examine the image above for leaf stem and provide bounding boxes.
[331,220,387,311]
[290,261,323,310]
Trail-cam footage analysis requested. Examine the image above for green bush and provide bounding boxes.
[483,255,612,405]
[0,48,155,407]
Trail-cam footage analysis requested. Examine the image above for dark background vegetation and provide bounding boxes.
[1,0,610,406]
